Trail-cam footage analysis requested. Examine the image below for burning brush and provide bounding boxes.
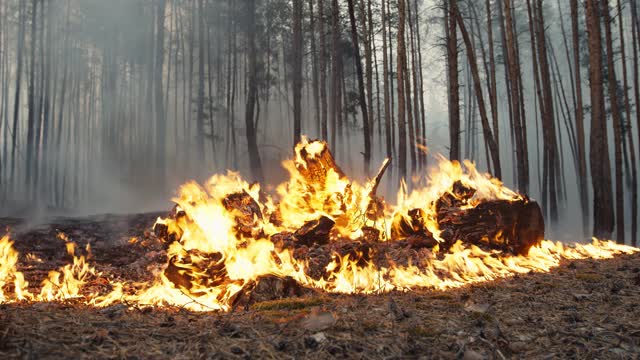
[0,138,637,311]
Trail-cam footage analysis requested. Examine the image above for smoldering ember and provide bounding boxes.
[2,0,640,359]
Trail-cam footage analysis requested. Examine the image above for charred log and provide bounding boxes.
[155,147,545,303]
[437,197,544,255]
[294,216,335,246]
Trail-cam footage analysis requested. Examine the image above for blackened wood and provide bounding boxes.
[437,198,544,255]
[294,216,335,246]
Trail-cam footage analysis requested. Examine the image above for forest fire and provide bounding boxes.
[0,139,637,312]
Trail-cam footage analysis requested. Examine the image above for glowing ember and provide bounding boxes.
[0,138,637,311]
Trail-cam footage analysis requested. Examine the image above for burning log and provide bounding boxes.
[294,140,346,186]
[222,190,264,238]
[289,236,438,281]
[391,208,434,241]
[153,141,545,306]
[294,216,335,246]
[164,251,229,291]
[436,181,544,255]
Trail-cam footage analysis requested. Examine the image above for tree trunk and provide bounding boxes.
[360,0,374,150]
[533,0,559,221]
[601,0,624,243]
[585,0,614,239]
[445,0,460,161]
[618,0,637,244]
[308,0,320,137]
[11,0,25,186]
[407,0,422,169]
[397,0,408,179]
[155,0,167,185]
[195,0,205,164]
[330,0,340,150]
[318,0,328,141]
[569,0,589,237]
[244,0,264,182]
[346,0,371,175]
[414,0,427,168]
[486,0,499,162]
[453,2,501,179]
[504,0,528,194]
[381,0,392,159]
[292,0,303,145]
[25,0,38,198]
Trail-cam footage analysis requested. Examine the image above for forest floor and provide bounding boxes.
[0,214,639,359]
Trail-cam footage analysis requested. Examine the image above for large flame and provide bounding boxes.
[0,138,637,311]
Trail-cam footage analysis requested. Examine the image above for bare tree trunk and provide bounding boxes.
[11,0,25,187]
[601,0,624,243]
[512,10,529,195]
[292,0,303,145]
[319,0,328,141]
[0,0,5,189]
[195,0,205,164]
[496,0,518,180]
[486,0,498,159]
[534,0,555,219]
[244,0,264,182]
[403,16,416,175]
[504,0,528,193]
[330,0,340,150]
[414,0,427,168]
[346,0,371,175]
[25,0,38,198]
[308,0,320,137]
[155,0,167,185]
[569,0,590,237]
[387,0,396,154]
[444,0,460,161]
[407,0,422,169]
[359,0,374,150]
[454,2,501,179]
[397,0,408,179]
[585,0,614,239]
[618,0,638,244]
[33,0,45,197]
[382,0,392,159]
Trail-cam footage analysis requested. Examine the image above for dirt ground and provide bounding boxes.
[0,215,639,359]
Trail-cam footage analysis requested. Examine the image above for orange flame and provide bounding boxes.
[0,138,637,311]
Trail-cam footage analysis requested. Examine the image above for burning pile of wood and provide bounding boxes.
[154,140,544,304]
